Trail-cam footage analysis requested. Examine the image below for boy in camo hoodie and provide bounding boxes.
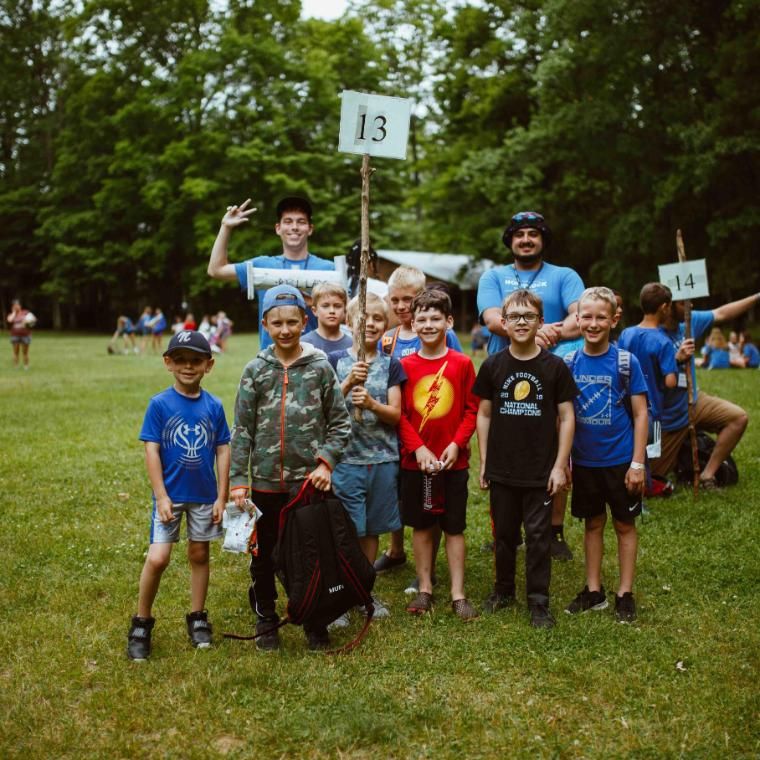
[230,284,352,651]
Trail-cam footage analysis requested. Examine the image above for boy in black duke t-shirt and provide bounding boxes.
[473,290,577,628]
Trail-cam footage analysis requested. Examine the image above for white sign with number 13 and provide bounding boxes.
[658,259,710,301]
[338,90,412,160]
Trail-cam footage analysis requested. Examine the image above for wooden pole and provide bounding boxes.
[354,153,373,422]
[676,229,700,498]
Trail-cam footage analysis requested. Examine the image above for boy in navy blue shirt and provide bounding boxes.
[128,330,230,660]
[564,287,648,622]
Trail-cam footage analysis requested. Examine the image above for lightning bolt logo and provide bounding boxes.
[418,361,448,431]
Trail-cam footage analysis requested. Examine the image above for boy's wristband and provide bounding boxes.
[629,462,645,471]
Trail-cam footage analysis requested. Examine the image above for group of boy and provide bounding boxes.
[127,197,757,659]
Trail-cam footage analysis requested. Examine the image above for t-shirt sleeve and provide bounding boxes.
[691,310,715,342]
[139,399,162,443]
[215,402,232,445]
[629,355,649,396]
[477,269,502,317]
[388,357,406,387]
[471,357,494,399]
[658,337,678,376]
[234,261,249,291]
[446,330,463,352]
[555,359,579,402]
[561,268,585,310]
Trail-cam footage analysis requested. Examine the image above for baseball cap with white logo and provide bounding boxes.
[163,330,212,357]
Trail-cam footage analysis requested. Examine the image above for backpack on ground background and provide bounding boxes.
[273,481,376,631]
[675,431,739,486]
[225,481,376,653]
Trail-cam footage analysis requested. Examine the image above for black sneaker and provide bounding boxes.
[529,604,556,629]
[255,620,280,651]
[550,534,573,561]
[615,592,637,623]
[565,585,608,614]
[186,610,213,648]
[482,591,516,613]
[373,552,407,573]
[127,615,155,661]
[306,627,330,651]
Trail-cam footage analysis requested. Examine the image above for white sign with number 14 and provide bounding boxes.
[658,259,710,301]
[338,90,412,160]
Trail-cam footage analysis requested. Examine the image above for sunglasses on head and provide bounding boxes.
[511,211,544,224]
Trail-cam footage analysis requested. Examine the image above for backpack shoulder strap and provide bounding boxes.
[381,326,401,357]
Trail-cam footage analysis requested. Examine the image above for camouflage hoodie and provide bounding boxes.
[230,342,351,492]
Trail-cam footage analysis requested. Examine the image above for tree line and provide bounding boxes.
[1,0,757,330]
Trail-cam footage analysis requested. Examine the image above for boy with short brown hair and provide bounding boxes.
[398,289,479,620]
[474,290,577,628]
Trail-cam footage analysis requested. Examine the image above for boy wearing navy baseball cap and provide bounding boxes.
[127,330,231,661]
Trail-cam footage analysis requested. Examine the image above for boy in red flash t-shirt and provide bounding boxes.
[398,289,479,621]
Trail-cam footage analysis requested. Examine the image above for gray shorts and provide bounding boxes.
[149,501,223,544]
[10,336,31,345]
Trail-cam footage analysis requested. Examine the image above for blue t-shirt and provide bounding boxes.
[706,348,730,369]
[477,261,585,354]
[234,253,335,349]
[743,343,760,368]
[301,330,353,354]
[618,325,677,423]
[139,387,231,503]
[151,313,167,334]
[659,310,714,431]
[567,345,648,467]
[381,328,462,359]
[328,350,406,464]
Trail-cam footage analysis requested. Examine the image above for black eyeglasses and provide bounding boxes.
[504,312,540,324]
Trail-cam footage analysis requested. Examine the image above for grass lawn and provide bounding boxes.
[1,332,758,758]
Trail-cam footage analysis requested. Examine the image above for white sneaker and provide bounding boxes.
[359,596,390,618]
[327,612,350,630]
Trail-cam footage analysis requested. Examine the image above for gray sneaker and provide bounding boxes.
[327,611,350,630]
[404,574,437,595]
[359,595,390,618]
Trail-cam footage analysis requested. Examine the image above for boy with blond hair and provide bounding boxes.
[563,287,648,622]
[327,292,406,624]
[301,281,353,354]
[474,290,577,628]
[398,289,479,620]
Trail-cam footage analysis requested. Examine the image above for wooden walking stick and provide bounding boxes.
[354,153,375,422]
[676,229,700,498]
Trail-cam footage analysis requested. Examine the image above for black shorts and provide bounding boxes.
[571,463,642,524]
[400,468,469,534]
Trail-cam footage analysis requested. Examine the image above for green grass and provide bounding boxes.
[1,333,758,758]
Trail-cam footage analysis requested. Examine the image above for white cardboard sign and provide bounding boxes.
[338,90,412,160]
[658,259,709,301]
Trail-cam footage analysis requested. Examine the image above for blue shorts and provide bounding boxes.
[332,461,401,537]
[149,501,223,544]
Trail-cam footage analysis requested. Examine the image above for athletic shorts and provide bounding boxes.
[400,468,469,534]
[149,501,223,544]
[10,336,31,345]
[571,463,641,524]
[653,391,746,477]
[332,461,401,537]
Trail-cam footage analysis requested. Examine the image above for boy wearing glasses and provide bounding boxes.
[473,290,577,628]
[477,210,585,560]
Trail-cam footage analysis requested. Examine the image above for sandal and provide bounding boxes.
[452,598,480,621]
[406,591,433,615]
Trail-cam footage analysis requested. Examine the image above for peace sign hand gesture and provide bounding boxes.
[221,199,257,228]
